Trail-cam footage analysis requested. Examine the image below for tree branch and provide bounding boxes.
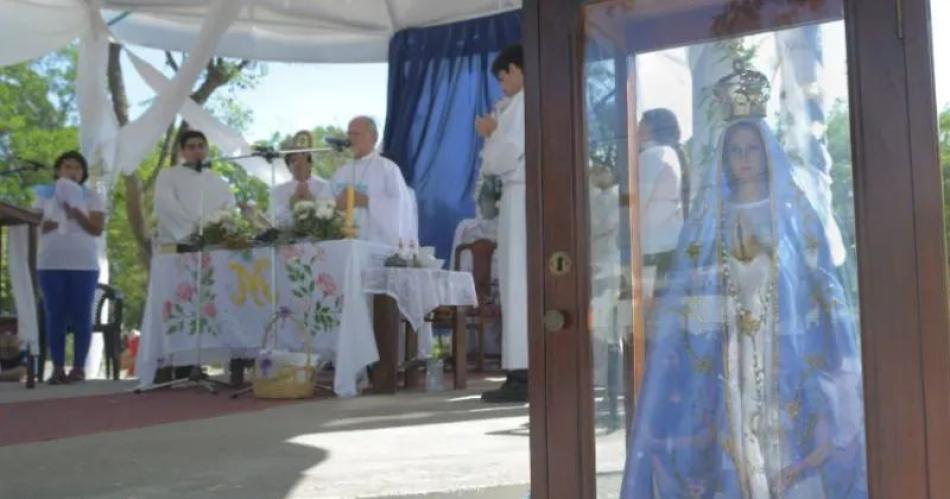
[107,43,129,126]
[164,51,179,72]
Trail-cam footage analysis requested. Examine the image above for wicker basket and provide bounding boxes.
[252,312,317,399]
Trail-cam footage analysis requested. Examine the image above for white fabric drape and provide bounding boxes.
[104,0,520,63]
[0,0,88,66]
[8,226,39,355]
[77,4,120,185]
[2,1,520,66]
[125,49,287,184]
[111,0,241,175]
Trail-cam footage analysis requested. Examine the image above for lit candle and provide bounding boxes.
[344,184,355,238]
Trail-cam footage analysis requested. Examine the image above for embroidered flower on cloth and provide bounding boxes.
[316,273,337,296]
[202,302,218,319]
[176,283,195,302]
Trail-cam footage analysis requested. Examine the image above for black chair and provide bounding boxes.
[93,283,124,380]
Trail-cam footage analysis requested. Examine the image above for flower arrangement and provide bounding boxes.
[194,209,255,249]
[287,198,345,241]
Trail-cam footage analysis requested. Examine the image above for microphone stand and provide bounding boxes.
[135,160,232,395]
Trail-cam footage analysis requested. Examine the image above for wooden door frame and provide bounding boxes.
[846,0,950,496]
[525,0,950,498]
[525,1,596,498]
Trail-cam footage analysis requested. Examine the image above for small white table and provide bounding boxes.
[363,267,477,391]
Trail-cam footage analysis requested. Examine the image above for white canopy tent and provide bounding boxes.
[2,0,522,66]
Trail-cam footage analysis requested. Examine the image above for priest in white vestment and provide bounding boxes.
[476,45,528,403]
[332,116,417,247]
[270,131,333,228]
[154,130,236,245]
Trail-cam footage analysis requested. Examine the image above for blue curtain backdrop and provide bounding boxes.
[383,10,521,260]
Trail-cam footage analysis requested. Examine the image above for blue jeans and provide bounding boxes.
[38,270,99,369]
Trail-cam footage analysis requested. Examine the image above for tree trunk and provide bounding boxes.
[108,43,153,265]
[106,47,253,266]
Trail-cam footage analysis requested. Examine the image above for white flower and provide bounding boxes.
[206,209,233,226]
[293,200,317,213]
[315,208,332,219]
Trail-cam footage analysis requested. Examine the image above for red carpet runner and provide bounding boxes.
[0,389,313,447]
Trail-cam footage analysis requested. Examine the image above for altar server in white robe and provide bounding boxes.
[588,164,623,427]
[333,116,417,247]
[271,130,333,228]
[154,130,236,245]
[476,45,528,403]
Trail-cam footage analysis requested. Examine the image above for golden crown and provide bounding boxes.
[713,62,771,120]
[290,130,313,149]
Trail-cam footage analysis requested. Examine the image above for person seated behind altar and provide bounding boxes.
[450,176,500,278]
[270,130,333,228]
[154,130,236,245]
[332,116,417,247]
[450,180,502,356]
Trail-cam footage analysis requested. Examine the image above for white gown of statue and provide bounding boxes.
[480,90,527,370]
[154,164,236,244]
[723,199,796,499]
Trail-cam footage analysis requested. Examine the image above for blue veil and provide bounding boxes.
[620,118,867,498]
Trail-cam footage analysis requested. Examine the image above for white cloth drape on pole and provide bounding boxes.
[8,226,39,355]
[77,2,120,187]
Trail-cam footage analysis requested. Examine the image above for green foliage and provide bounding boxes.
[0,47,79,205]
[826,100,856,254]
[105,175,150,329]
[0,49,79,314]
[212,155,270,210]
[939,107,950,274]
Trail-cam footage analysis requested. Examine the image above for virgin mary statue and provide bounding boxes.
[620,65,867,499]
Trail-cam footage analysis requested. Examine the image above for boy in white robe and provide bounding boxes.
[270,130,333,228]
[476,45,528,403]
[332,116,417,247]
[154,130,236,245]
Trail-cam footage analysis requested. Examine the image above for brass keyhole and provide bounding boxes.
[549,251,572,276]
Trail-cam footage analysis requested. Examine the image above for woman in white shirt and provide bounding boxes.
[638,108,688,300]
[35,151,105,384]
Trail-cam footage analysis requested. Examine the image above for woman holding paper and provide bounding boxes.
[33,151,104,384]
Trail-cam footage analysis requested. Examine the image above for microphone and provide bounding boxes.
[324,137,351,152]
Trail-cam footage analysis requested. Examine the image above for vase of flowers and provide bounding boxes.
[289,198,345,241]
[195,209,255,249]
